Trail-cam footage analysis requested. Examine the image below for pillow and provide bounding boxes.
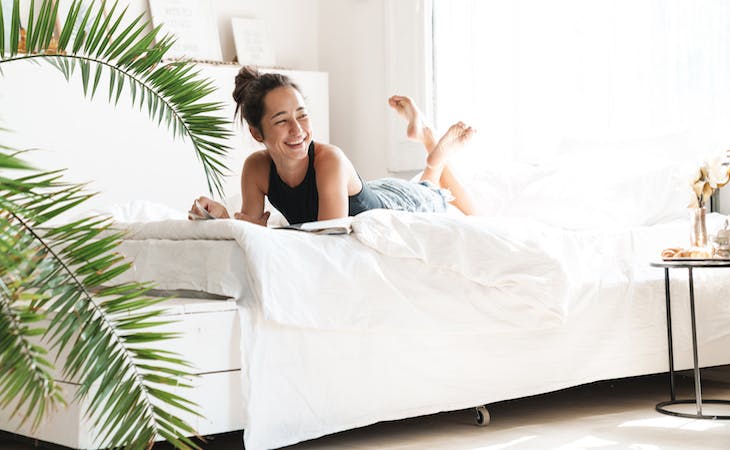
[554,131,696,165]
[510,157,692,229]
[452,160,558,217]
[451,152,693,229]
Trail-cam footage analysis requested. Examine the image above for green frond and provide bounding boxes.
[0,218,64,431]
[0,3,4,56]
[0,2,233,442]
[24,0,35,53]
[0,152,34,170]
[1,0,233,197]
[1,139,202,448]
[9,0,21,58]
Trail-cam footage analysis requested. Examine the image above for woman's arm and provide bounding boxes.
[189,196,230,219]
[235,151,270,226]
[314,144,352,220]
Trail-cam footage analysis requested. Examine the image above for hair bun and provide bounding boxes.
[233,65,260,104]
[231,66,301,130]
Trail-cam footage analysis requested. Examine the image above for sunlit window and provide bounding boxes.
[433,0,730,167]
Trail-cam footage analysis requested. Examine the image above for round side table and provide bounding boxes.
[650,259,730,419]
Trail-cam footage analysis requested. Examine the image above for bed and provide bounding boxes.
[5,145,730,449]
[106,149,730,450]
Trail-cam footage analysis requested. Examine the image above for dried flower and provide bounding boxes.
[690,150,730,208]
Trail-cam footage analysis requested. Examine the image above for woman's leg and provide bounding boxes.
[388,95,477,215]
[427,124,478,215]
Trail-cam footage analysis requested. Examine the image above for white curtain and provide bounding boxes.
[433,0,730,166]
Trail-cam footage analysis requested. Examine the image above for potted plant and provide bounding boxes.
[1,1,232,448]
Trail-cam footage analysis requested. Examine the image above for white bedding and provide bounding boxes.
[116,212,571,332]
[112,210,730,450]
[117,237,248,298]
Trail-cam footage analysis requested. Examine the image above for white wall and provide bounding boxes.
[211,0,319,70]
[124,0,320,70]
[317,0,389,180]
[8,0,406,181]
[0,63,329,215]
[317,0,429,180]
[11,0,320,70]
[2,1,329,213]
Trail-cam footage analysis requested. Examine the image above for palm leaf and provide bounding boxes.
[0,145,202,449]
[0,225,65,431]
[0,0,235,446]
[1,0,233,196]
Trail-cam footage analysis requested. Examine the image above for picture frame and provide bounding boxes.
[147,0,222,61]
[231,17,275,67]
[54,0,105,47]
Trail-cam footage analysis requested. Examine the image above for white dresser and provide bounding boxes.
[0,297,243,448]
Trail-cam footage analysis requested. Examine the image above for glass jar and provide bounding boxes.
[689,207,708,249]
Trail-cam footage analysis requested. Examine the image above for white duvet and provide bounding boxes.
[119,210,572,332]
[114,210,730,450]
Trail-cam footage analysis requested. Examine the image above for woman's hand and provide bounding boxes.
[234,210,270,226]
[189,196,230,220]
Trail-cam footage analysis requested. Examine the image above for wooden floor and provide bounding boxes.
[2,366,730,450]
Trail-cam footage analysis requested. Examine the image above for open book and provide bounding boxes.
[189,201,353,235]
[275,217,353,235]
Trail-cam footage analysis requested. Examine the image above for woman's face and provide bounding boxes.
[256,86,312,161]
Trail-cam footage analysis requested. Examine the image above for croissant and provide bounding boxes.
[661,247,682,258]
[661,247,713,259]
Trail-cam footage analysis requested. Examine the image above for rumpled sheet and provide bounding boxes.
[117,210,572,332]
[112,211,730,450]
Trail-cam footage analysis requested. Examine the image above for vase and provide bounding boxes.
[689,207,708,249]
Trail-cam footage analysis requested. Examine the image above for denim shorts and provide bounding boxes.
[367,178,453,213]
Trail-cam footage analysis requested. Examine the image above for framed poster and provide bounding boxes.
[231,17,275,67]
[147,0,222,61]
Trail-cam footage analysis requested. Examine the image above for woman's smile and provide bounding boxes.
[285,137,306,149]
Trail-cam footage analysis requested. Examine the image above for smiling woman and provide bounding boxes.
[190,65,481,225]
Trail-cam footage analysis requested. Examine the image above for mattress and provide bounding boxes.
[116,237,249,299]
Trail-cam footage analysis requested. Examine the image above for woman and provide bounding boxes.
[190,66,477,225]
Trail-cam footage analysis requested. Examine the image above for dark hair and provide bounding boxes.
[233,66,302,134]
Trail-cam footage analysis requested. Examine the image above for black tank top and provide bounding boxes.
[267,141,383,224]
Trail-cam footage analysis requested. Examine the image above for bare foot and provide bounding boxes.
[427,121,476,168]
[388,95,432,144]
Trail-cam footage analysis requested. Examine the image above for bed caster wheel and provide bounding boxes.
[474,405,490,426]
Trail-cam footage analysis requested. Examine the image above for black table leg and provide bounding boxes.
[664,267,676,401]
[687,267,703,415]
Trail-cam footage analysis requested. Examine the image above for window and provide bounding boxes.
[433,0,730,166]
